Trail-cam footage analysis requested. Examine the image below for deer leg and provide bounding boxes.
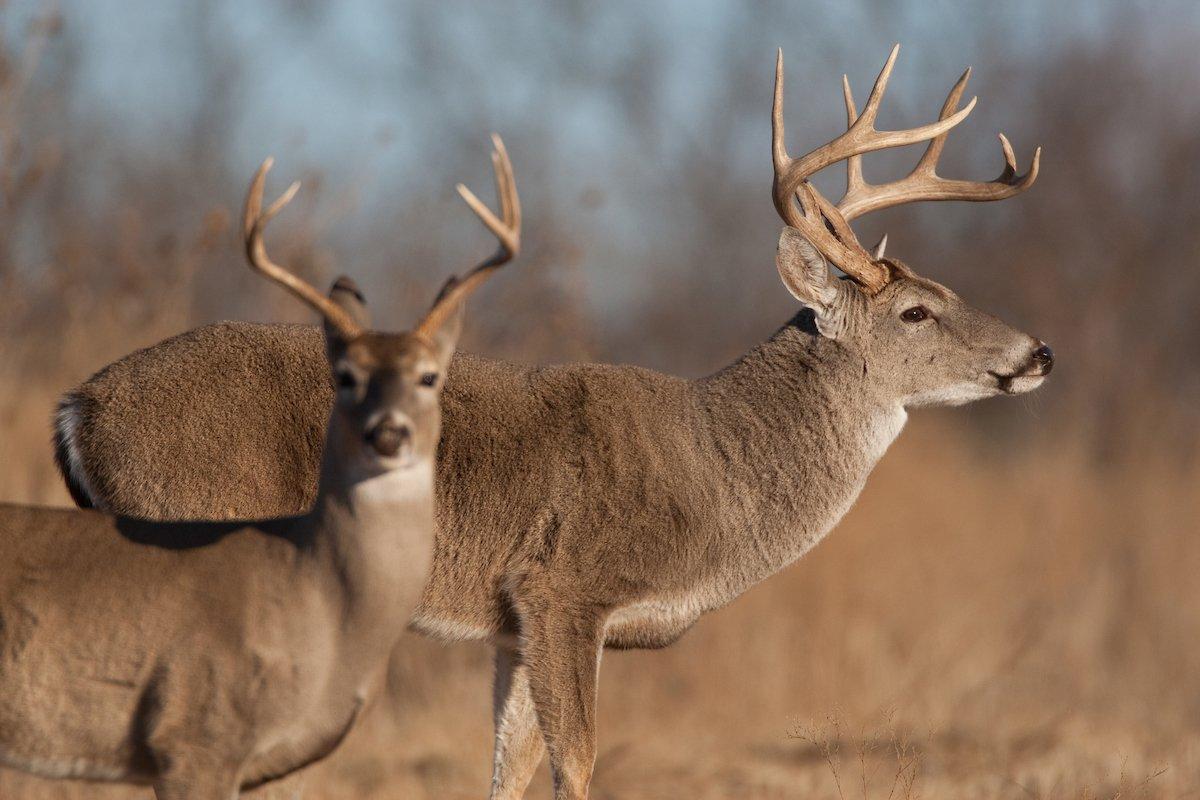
[520,605,605,800]
[489,643,545,800]
[244,773,306,799]
[152,765,242,800]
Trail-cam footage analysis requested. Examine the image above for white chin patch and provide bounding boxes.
[906,382,999,408]
[350,460,434,505]
[1004,374,1045,395]
[365,453,417,471]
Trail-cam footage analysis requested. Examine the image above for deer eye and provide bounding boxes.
[419,372,439,387]
[335,370,359,391]
[901,306,930,323]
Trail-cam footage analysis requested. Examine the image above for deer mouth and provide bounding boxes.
[988,366,1047,395]
[988,342,1054,395]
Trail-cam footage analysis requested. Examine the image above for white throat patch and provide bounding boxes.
[348,460,434,509]
[866,405,908,463]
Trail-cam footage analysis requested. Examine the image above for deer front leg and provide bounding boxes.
[520,605,605,800]
[152,766,242,800]
[489,644,545,800]
[245,773,306,799]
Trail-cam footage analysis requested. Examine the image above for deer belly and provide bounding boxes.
[604,596,706,650]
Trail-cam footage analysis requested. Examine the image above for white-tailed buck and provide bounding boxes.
[54,48,1049,799]
[1,137,519,799]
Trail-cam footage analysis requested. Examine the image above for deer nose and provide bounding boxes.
[365,419,412,459]
[1031,343,1054,374]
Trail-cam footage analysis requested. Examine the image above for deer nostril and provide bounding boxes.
[1032,344,1054,373]
[365,422,412,458]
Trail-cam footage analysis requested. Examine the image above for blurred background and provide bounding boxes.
[1,1,1198,797]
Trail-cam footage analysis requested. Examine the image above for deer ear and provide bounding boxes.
[777,228,844,335]
[326,276,372,333]
[424,276,465,365]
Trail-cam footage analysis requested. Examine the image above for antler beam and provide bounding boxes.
[415,134,521,339]
[771,45,1041,295]
[243,159,364,339]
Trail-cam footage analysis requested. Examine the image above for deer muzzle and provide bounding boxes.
[365,416,413,460]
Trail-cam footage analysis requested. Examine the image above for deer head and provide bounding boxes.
[772,46,1053,407]
[242,135,520,475]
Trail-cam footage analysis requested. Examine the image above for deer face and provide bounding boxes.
[862,270,1051,406]
[240,135,519,478]
[324,300,456,472]
[771,45,1050,408]
[778,229,1053,408]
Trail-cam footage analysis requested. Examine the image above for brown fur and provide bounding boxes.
[54,229,1051,798]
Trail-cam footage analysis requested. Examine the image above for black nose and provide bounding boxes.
[1031,343,1054,374]
[366,421,412,458]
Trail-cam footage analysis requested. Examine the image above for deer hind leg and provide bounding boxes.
[519,603,605,800]
[489,643,545,800]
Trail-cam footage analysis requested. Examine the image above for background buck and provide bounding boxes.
[54,47,1049,800]
[0,138,518,799]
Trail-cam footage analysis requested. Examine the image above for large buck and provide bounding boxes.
[1,139,519,799]
[54,48,1050,799]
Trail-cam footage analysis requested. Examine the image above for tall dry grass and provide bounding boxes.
[1,5,1198,799]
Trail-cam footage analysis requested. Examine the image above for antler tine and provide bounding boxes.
[771,48,790,176]
[837,67,1041,221]
[871,233,888,260]
[414,135,521,338]
[842,75,865,200]
[855,43,900,129]
[912,67,972,176]
[840,66,972,205]
[243,159,362,339]
[776,44,977,205]
[490,132,521,234]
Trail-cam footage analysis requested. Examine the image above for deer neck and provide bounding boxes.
[308,418,435,623]
[693,312,906,586]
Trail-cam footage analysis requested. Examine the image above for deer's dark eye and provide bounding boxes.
[901,306,930,323]
[336,370,359,390]
[419,372,438,387]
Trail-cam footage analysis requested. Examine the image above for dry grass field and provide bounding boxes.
[1,3,1198,798]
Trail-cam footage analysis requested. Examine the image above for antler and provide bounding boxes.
[838,67,1041,221]
[243,158,363,339]
[414,134,521,339]
[772,45,1040,294]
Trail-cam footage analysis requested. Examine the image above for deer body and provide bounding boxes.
[0,462,427,793]
[5,136,520,799]
[410,319,911,650]
[53,49,1050,799]
[61,319,902,647]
